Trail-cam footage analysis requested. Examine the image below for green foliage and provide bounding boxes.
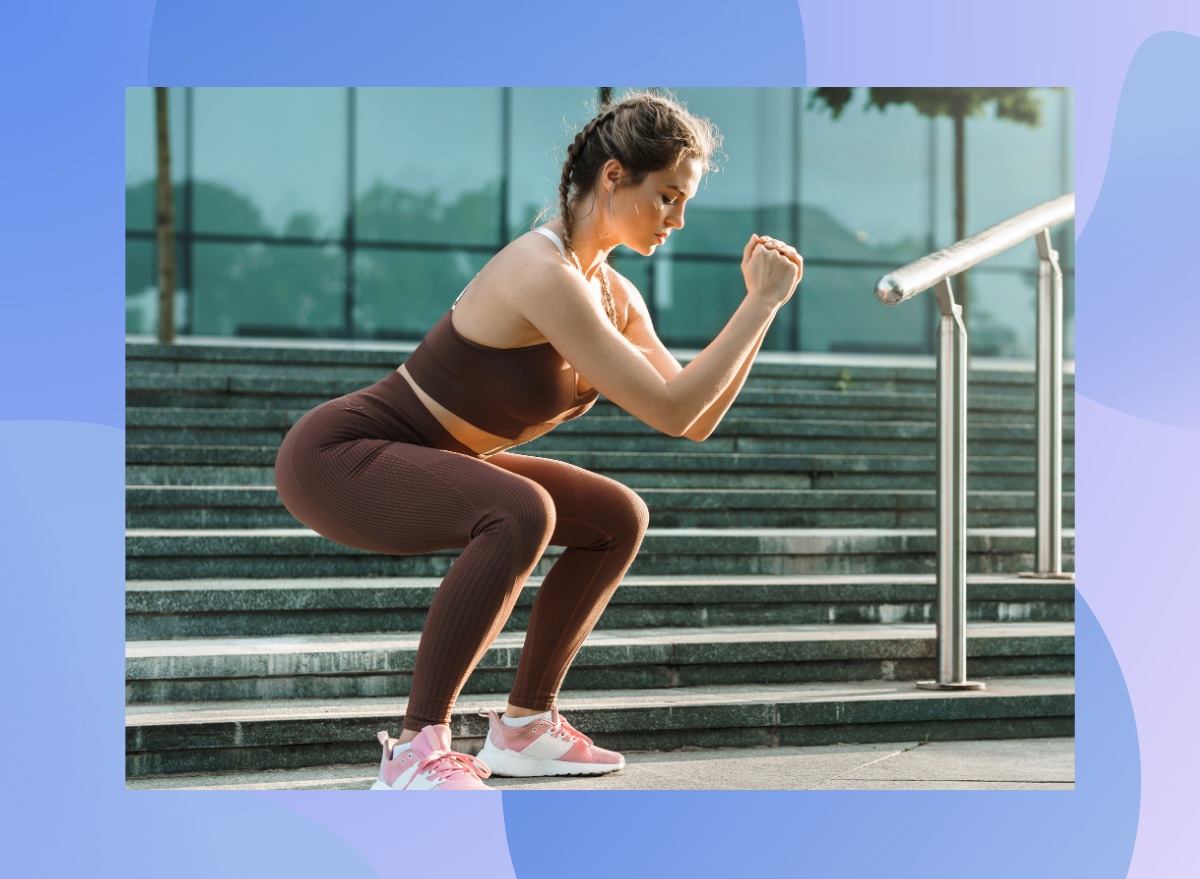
[832,368,854,392]
[126,177,502,339]
[808,88,1044,127]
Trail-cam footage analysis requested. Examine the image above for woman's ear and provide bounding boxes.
[602,158,625,192]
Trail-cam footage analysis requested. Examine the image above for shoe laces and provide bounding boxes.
[415,747,492,784]
[546,712,592,747]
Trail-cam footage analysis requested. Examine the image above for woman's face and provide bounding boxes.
[612,157,703,256]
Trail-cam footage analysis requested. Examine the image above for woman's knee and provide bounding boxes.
[597,484,651,544]
[473,480,557,556]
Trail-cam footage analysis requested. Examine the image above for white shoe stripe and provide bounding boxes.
[519,733,574,760]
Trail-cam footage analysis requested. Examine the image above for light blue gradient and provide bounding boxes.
[504,592,1137,877]
[2,0,1193,875]
[1076,32,1200,427]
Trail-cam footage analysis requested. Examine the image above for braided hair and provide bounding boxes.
[553,90,721,330]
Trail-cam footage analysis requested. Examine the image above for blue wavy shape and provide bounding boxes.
[0,422,367,877]
[1076,31,1200,428]
[148,0,806,84]
[502,592,1137,878]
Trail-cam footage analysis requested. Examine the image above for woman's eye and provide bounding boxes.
[661,195,677,205]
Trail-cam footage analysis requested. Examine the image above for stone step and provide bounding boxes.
[126,340,1073,391]
[124,526,1076,580]
[126,396,1064,426]
[124,425,1080,463]
[124,358,1065,395]
[125,486,1075,531]
[124,373,1074,417]
[126,573,1077,640]
[124,441,1080,477]
[124,676,1075,777]
[125,462,1075,492]
[125,408,1076,440]
[126,621,1074,704]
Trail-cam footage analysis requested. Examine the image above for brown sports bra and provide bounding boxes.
[399,229,600,445]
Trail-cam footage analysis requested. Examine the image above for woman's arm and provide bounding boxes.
[516,236,795,437]
[615,270,775,442]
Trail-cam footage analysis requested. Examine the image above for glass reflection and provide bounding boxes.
[801,88,933,265]
[122,87,1073,357]
[125,87,187,232]
[354,248,490,341]
[509,88,597,236]
[192,242,344,337]
[193,88,347,239]
[800,264,931,355]
[356,88,502,245]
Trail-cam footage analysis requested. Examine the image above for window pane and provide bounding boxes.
[356,89,503,246]
[509,88,598,236]
[126,238,156,334]
[965,269,1038,358]
[353,248,490,340]
[651,258,747,349]
[801,89,933,265]
[192,242,345,337]
[935,88,1072,268]
[650,89,796,258]
[960,268,1075,361]
[126,237,189,336]
[192,88,347,240]
[799,264,931,354]
[126,88,186,233]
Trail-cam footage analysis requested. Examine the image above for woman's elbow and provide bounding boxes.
[663,402,693,439]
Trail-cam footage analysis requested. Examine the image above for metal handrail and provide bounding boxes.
[874,192,1075,691]
[875,193,1075,306]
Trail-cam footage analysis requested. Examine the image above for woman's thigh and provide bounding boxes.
[485,451,650,549]
[277,435,558,557]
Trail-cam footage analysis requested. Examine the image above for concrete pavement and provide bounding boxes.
[126,736,1074,791]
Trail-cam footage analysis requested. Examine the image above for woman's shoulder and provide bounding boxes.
[486,228,574,280]
[603,265,646,329]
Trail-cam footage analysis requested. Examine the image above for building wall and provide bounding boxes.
[125,87,1074,358]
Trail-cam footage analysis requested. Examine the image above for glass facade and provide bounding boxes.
[125,87,1074,358]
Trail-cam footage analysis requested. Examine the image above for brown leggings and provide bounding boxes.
[274,370,650,732]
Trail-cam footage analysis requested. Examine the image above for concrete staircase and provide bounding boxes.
[125,340,1075,786]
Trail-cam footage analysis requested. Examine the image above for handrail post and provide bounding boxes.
[919,278,984,690]
[1021,230,1074,581]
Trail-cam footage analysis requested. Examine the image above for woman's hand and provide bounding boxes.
[741,234,803,310]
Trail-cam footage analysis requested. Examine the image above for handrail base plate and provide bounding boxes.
[916,681,987,690]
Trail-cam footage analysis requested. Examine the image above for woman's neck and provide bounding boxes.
[545,209,615,281]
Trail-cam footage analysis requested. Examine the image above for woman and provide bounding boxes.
[274,90,803,791]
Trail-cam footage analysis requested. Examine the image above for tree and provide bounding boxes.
[808,88,1045,320]
[154,87,177,344]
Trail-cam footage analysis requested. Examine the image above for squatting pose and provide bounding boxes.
[274,90,803,791]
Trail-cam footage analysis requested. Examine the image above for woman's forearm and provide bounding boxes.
[681,317,772,441]
[664,295,778,435]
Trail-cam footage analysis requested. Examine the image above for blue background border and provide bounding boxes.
[3,2,1196,876]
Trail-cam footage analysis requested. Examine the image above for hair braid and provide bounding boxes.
[542,90,721,335]
[558,104,623,330]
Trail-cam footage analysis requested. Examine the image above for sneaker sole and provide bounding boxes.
[370,778,497,791]
[478,742,625,777]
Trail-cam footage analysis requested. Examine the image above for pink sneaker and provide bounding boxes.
[370,724,495,791]
[476,708,625,777]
